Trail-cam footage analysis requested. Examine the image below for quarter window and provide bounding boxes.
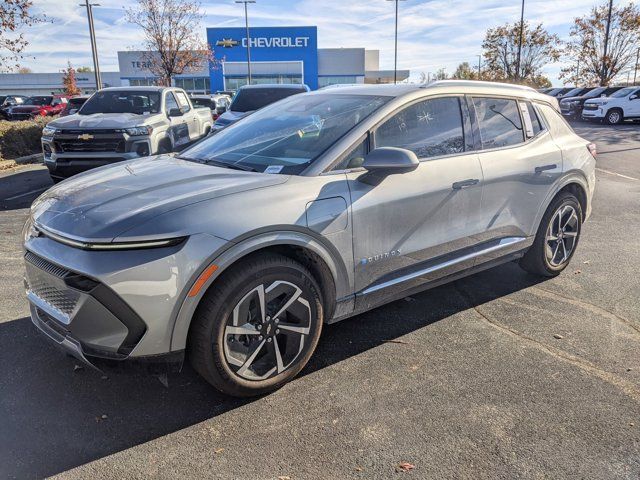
[472,97,524,149]
[375,97,465,159]
[518,101,544,138]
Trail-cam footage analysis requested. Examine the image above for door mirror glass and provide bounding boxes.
[362,147,419,172]
[168,107,183,117]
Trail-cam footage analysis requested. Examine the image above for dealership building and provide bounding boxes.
[0,26,408,96]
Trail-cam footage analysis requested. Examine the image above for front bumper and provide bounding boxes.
[24,232,229,358]
[560,104,581,117]
[581,106,604,120]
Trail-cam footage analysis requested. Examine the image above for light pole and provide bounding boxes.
[80,0,102,90]
[601,0,614,86]
[477,55,482,80]
[634,47,639,85]
[235,0,255,86]
[386,0,406,84]
[515,0,525,81]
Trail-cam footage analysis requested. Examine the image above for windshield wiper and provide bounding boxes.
[186,157,258,172]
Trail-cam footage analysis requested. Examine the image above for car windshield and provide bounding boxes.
[79,90,161,115]
[179,93,390,174]
[563,88,584,97]
[230,87,306,113]
[584,87,606,98]
[611,87,636,98]
[547,88,562,96]
[25,96,52,106]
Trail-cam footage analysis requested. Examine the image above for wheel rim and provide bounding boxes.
[545,205,579,267]
[223,280,312,381]
[609,111,620,123]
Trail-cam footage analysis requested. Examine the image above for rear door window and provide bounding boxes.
[375,97,465,159]
[472,97,524,149]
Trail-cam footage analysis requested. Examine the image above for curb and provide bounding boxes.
[15,153,43,165]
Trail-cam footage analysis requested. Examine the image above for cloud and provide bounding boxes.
[15,0,640,84]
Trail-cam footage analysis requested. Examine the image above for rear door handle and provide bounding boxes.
[535,164,557,173]
[452,178,479,190]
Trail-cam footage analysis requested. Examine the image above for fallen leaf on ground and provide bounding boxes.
[277,476,291,480]
[384,339,410,345]
[214,448,224,454]
[582,260,590,264]
[573,269,581,274]
[396,462,415,472]
[553,334,564,339]
[355,466,363,472]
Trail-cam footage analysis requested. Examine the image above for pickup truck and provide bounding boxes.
[41,86,212,181]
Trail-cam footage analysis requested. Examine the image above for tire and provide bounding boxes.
[188,253,324,397]
[519,192,582,277]
[605,108,623,125]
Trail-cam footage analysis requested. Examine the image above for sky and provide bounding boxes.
[16,0,640,86]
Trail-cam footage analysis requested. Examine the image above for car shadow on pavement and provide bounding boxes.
[0,168,53,211]
[0,261,544,479]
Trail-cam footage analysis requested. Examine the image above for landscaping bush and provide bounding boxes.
[0,117,52,161]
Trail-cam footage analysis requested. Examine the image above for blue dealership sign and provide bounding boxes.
[207,26,318,91]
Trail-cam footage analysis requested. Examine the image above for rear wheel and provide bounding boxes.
[605,108,623,125]
[520,192,582,277]
[188,253,323,397]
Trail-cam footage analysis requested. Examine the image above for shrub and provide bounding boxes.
[0,117,52,161]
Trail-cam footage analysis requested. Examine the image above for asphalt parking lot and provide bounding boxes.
[0,122,639,479]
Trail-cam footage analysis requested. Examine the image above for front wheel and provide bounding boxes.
[188,253,324,397]
[605,109,623,125]
[520,192,582,277]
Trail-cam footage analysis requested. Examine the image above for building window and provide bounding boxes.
[129,77,158,86]
[174,77,210,94]
[223,75,302,91]
[318,76,359,88]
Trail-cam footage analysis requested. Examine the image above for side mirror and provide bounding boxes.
[216,105,227,115]
[168,107,183,117]
[362,147,419,172]
[630,95,639,101]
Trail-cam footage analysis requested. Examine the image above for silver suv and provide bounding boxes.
[23,81,596,397]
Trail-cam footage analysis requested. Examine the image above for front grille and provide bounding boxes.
[25,251,69,278]
[56,140,125,153]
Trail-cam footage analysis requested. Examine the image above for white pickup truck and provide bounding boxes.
[41,86,213,181]
[581,86,640,124]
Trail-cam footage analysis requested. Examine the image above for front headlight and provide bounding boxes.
[42,126,57,137]
[125,125,153,136]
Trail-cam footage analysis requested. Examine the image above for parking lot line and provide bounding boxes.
[596,167,639,182]
[3,187,48,201]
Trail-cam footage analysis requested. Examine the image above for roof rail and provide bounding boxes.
[422,80,537,92]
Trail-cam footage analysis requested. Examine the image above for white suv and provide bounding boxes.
[582,86,640,124]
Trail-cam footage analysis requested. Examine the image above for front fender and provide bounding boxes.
[169,228,352,352]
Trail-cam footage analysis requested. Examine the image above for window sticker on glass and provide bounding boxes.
[519,101,534,138]
[264,165,284,174]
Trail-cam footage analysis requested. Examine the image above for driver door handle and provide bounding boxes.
[452,178,479,190]
[535,164,557,173]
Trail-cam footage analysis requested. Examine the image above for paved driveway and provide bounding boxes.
[0,124,638,479]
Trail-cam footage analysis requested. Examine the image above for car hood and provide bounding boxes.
[11,105,44,112]
[584,97,612,105]
[31,155,288,242]
[216,110,252,125]
[49,112,159,129]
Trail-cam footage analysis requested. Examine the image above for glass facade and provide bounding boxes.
[318,76,360,88]
[173,77,211,94]
[128,77,158,86]
[224,75,302,91]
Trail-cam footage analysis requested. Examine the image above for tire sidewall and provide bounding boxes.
[541,195,582,274]
[606,109,622,125]
[202,261,323,395]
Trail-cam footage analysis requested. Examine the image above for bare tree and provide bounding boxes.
[125,0,216,86]
[1,0,46,71]
[560,2,640,86]
[17,66,32,73]
[482,21,560,87]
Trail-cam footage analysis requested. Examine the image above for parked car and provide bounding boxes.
[0,94,29,119]
[560,86,624,120]
[41,86,213,181]
[7,95,68,120]
[190,93,230,120]
[581,86,640,124]
[212,83,310,131]
[545,87,573,98]
[23,81,595,396]
[59,96,89,117]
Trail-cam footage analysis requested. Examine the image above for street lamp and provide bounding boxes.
[601,0,614,86]
[634,47,639,85]
[386,0,406,84]
[515,0,525,81]
[477,55,482,80]
[79,0,102,90]
[235,0,256,86]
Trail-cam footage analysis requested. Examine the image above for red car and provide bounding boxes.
[7,95,68,120]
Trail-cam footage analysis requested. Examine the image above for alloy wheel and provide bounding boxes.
[608,111,621,124]
[222,280,312,380]
[545,205,579,267]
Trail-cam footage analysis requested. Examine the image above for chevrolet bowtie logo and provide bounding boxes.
[77,133,94,141]
[216,38,240,48]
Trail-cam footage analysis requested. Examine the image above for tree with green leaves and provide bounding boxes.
[76,66,92,73]
[482,21,560,87]
[560,2,640,86]
[452,62,478,80]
